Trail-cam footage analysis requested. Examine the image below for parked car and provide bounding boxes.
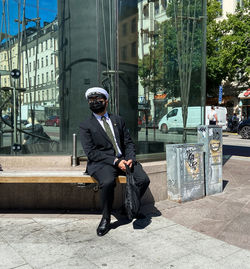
[238,118,250,139]
[158,106,227,133]
[45,116,60,127]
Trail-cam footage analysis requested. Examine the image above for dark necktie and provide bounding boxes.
[101,116,119,155]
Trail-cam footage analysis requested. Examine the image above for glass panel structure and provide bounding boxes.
[0,0,59,155]
[0,0,206,158]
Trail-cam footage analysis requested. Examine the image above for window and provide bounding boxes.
[46,56,48,66]
[121,46,127,61]
[218,0,223,9]
[155,0,159,14]
[167,109,178,118]
[33,61,36,70]
[46,72,48,82]
[122,23,127,36]
[51,70,54,80]
[45,40,48,50]
[143,4,149,18]
[46,89,49,100]
[41,58,44,68]
[42,90,44,100]
[33,76,36,86]
[25,78,28,87]
[131,42,137,57]
[237,0,243,7]
[131,18,136,33]
[42,73,44,84]
[38,74,40,85]
[50,38,53,48]
[143,30,149,44]
[41,43,43,52]
[51,54,53,65]
[37,59,39,69]
[29,62,31,71]
[29,49,31,57]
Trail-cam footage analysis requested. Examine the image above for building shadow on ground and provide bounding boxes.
[223,144,250,165]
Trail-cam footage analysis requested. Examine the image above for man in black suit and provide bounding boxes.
[79,87,150,236]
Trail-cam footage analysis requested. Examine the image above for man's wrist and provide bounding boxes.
[114,157,123,166]
[114,158,119,165]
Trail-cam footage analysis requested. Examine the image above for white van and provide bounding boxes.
[158,106,227,133]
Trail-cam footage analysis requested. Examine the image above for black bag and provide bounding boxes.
[124,164,141,220]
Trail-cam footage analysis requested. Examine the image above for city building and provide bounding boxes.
[0,35,23,88]
[21,20,59,118]
[217,0,244,20]
[215,0,249,119]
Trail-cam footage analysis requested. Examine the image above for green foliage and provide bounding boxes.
[138,0,204,100]
[207,0,250,96]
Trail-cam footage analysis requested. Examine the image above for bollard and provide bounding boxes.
[72,133,77,167]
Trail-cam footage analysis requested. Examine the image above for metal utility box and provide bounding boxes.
[166,143,205,203]
[197,125,223,195]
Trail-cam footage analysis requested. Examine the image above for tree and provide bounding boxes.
[138,0,205,142]
[207,0,250,96]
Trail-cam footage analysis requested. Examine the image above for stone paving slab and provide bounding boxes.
[1,214,250,269]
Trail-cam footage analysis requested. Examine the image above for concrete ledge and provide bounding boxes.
[0,156,167,210]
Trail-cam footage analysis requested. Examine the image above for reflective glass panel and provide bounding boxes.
[0,0,206,157]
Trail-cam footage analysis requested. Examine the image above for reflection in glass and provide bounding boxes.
[0,0,59,154]
[0,0,206,158]
[137,0,206,152]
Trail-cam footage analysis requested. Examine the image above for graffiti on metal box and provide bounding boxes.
[186,148,197,170]
[209,139,221,153]
[184,147,200,178]
[213,129,221,141]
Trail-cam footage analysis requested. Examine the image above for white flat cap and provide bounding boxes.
[85,87,109,100]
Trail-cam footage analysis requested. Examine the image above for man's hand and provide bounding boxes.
[117,159,127,171]
[125,159,133,168]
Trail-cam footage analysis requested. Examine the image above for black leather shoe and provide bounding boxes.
[96,217,110,236]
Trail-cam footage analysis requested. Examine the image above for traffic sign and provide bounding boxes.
[218,86,223,104]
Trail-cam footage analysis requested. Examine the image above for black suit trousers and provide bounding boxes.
[92,162,150,219]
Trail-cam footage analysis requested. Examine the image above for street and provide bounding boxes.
[1,125,250,153]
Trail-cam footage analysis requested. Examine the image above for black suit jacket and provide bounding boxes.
[79,113,136,175]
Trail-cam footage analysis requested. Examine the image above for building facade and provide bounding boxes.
[21,20,59,118]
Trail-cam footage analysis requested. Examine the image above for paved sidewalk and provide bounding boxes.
[0,155,250,268]
[1,211,250,269]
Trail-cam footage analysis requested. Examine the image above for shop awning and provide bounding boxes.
[239,88,250,99]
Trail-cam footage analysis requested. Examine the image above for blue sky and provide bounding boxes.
[0,0,57,36]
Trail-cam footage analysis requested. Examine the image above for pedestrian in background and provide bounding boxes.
[208,106,218,125]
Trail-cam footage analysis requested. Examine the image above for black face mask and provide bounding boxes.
[89,100,106,114]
